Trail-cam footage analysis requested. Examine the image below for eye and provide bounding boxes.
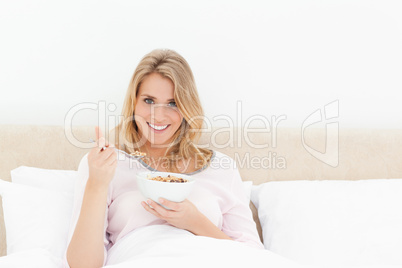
[144,98,154,104]
[167,101,177,107]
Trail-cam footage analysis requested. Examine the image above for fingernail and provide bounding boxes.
[159,198,164,204]
[146,199,151,205]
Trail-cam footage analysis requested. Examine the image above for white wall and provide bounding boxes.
[1,0,401,130]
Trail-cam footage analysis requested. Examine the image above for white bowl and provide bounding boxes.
[136,171,195,203]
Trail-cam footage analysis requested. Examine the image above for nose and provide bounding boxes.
[150,104,168,122]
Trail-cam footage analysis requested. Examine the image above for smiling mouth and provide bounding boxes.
[147,122,170,131]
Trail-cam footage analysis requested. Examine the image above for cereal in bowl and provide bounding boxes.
[147,174,188,183]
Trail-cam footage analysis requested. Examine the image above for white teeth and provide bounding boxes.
[148,123,168,130]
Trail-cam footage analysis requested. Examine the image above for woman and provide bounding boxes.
[64,49,264,268]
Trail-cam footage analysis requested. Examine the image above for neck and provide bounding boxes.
[141,144,169,159]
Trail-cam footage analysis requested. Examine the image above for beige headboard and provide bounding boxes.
[1,125,402,256]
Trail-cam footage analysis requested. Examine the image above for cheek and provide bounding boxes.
[171,112,183,126]
[133,109,149,135]
[134,105,150,122]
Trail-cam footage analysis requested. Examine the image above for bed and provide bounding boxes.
[1,125,402,267]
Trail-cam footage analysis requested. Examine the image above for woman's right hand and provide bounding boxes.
[87,126,118,188]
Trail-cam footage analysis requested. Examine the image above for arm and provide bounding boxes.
[190,209,232,240]
[142,198,232,240]
[66,180,109,268]
[65,131,117,268]
[220,169,264,249]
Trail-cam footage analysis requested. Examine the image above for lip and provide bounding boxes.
[147,122,170,132]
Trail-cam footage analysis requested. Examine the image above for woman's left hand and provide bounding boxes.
[141,198,201,232]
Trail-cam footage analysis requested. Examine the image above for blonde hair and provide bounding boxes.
[113,49,212,172]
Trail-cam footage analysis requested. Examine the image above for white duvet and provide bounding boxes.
[103,225,298,268]
[0,225,399,268]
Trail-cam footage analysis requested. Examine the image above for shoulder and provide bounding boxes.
[210,150,235,164]
[207,150,238,174]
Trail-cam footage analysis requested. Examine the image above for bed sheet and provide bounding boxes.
[0,225,400,268]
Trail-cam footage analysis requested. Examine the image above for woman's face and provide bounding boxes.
[134,72,183,150]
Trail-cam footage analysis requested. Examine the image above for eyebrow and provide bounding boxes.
[140,94,175,102]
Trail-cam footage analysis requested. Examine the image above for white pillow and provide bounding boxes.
[242,180,253,203]
[251,179,402,266]
[0,248,62,267]
[11,166,77,193]
[0,180,74,259]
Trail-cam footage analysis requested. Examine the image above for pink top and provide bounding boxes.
[63,150,264,267]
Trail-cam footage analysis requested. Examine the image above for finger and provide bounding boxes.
[141,201,162,217]
[95,126,103,141]
[103,146,115,157]
[104,157,117,167]
[95,127,109,147]
[99,148,115,163]
[147,199,172,217]
[98,137,108,152]
[158,198,181,211]
[106,152,117,165]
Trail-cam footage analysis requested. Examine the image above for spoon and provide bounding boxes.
[89,139,146,159]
